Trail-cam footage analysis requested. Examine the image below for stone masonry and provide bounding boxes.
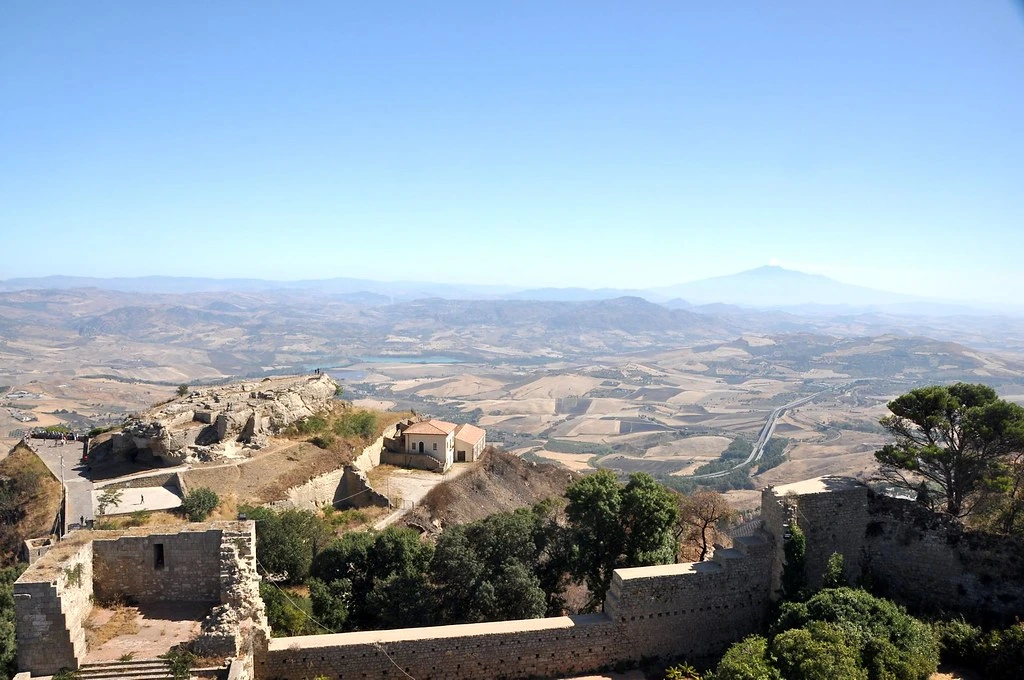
[17,477,1024,680]
[14,521,266,675]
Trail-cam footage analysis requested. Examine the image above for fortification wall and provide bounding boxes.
[93,527,224,604]
[765,479,870,590]
[863,494,1024,623]
[14,540,94,675]
[259,615,619,680]
[768,480,1024,624]
[256,534,773,679]
[284,425,397,511]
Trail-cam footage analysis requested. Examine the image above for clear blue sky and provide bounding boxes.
[2,2,1022,303]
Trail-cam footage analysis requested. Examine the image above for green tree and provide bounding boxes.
[772,587,939,680]
[712,634,781,680]
[96,488,123,516]
[773,621,868,680]
[181,487,219,521]
[244,506,331,583]
[821,552,846,589]
[176,384,189,398]
[308,577,351,632]
[258,582,313,636]
[875,383,1024,517]
[566,471,678,609]
[565,469,625,609]
[619,473,678,566]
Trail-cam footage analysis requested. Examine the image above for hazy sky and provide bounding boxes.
[2,2,1022,303]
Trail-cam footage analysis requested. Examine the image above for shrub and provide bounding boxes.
[774,621,867,680]
[176,384,189,397]
[986,622,1024,680]
[310,434,335,449]
[713,634,780,680]
[181,487,219,521]
[933,618,984,667]
[821,552,846,589]
[773,587,939,680]
[295,416,328,435]
[333,410,377,439]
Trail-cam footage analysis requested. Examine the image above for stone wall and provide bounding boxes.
[93,527,223,604]
[764,478,870,591]
[863,494,1024,623]
[379,450,445,472]
[284,424,397,511]
[14,540,94,675]
[764,478,1024,624]
[255,534,773,679]
[14,522,265,676]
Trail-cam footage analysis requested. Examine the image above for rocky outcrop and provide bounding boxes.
[111,374,337,465]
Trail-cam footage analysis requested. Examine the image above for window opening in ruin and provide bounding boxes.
[154,543,165,569]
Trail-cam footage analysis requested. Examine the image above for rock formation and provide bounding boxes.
[111,374,337,464]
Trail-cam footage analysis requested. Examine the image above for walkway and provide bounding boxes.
[28,437,93,532]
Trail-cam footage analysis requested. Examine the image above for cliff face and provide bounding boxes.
[111,374,337,464]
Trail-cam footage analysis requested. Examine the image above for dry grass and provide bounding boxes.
[208,492,239,521]
[96,510,185,530]
[0,442,63,564]
[85,603,140,650]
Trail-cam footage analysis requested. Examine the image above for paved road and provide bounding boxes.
[689,387,838,480]
[28,438,94,532]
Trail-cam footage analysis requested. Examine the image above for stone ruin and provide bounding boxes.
[14,521,267,676]
[109,374,337,464]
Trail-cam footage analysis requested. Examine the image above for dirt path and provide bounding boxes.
[373,462,476,529]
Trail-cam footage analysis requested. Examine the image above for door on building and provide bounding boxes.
[456,450,466,462]
[418,441,424,453]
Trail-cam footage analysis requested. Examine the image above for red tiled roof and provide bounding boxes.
[454,423,486,445]
[404,419,458,436]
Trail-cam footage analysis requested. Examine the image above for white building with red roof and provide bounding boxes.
[403,419,458,468]
[454,423,486,462]
[401,419,487,469]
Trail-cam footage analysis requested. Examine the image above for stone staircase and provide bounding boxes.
[77,660,174,680]
[76,660,228,680]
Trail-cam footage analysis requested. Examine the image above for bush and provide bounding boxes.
[333,410,377,439]
[933,618,984,667]
[986,622,1024,680]
[181,487,219,521]
[712,634,780,680]
[176,384,189,398]
[774,621,867,680]
[773,587,939,680]
[310,434,335,449]
[295,416,328,435]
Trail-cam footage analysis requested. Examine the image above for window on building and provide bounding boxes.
[154,543,165,570]
[432,442,437,451]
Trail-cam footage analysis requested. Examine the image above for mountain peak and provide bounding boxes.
[654,266,912,308]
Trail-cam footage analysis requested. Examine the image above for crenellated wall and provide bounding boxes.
[255,533,774,679]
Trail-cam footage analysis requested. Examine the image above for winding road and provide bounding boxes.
[689,387,838,479]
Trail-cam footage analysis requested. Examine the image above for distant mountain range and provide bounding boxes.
[0,267,1016,317]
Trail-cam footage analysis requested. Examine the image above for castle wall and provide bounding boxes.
[862,494,1024,623]
[256,534,774,679]
[765,480,870,591]
[14,540,94,675]
[93,527,224,604]
[258,615,620,680]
